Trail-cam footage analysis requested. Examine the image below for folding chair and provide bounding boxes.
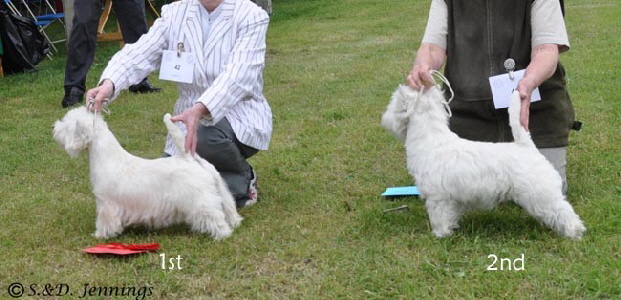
[2,0,48,60]
[22,0,65,53]
[2,0,21,15]
[3,0,65,56]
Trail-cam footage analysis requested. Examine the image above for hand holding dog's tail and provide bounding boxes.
[508,91,535,148]
[163,113,191,158]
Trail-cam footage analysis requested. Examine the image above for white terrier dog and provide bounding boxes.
[53,106,242,240]
[381,81,585,239]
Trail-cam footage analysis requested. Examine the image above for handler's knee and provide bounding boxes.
[195,120,248,173]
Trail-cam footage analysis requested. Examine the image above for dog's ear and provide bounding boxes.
[62,121,91,158]
[53,118,91,158]
[52,119,66,146]
[381,85,412,140]
[74,119,92,143]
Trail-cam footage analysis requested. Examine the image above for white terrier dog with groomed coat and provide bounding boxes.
[53,106,242,240]
[381,74,585,239]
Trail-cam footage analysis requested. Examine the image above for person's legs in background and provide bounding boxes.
[112,0,161,94]
[62,1,100,107]
[61,0,74,41]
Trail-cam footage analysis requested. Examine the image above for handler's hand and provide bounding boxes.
[170,103,209,155]
[85,79,115,112]
[406,64,435,90]
[517,77,536,131]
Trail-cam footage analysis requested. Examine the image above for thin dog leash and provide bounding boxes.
[429,70,455,117]
[87,98,111,129]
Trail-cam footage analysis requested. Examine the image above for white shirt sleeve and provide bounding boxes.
[99,4,173,100]
[531,0,570,52]
[421,0,448,50]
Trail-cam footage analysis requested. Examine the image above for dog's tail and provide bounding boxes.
[508,91,535,148]
[163,113,191,158]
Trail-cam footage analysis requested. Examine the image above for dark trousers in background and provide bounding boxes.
[64,0,147,90]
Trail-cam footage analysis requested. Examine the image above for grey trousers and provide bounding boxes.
[195,118,258,201]
[539,147,568,195]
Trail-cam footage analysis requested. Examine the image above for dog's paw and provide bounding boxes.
[432,228,455,238]
[93,229,119,239]
[211,228,233,241]
[228,215,243,229]
[92,232,110,239]
[563,222,586,240]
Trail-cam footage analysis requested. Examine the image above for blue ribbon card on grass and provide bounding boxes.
[381,186,420,197]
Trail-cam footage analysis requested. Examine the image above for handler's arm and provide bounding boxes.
[517,43,559,130]
[86,4,173,112]
[407,43,447,89]
[407,0,447,89]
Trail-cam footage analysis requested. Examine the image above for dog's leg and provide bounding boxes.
[93,200,124,239]
[188,207,233,241]
[425,196,463,238]
[512,188,585,239]
[222,199,243,229]
[216,176,243,229]
[193,156,243,229]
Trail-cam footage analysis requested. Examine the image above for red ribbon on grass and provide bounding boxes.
[83,243,160,255]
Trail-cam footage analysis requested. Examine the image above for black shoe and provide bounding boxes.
[236,168,259,208]
[246,168,258,206]
[236,198,249,208]
[129,80,162,94]
[61,86,84,108]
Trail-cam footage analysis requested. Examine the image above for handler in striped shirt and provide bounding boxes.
[86,0,272,208]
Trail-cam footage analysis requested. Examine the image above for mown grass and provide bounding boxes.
[1,0,620,299]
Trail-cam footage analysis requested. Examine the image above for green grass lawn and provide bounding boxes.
[1,0,620,299]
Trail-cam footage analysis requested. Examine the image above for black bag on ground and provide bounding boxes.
[0,9,50,75]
